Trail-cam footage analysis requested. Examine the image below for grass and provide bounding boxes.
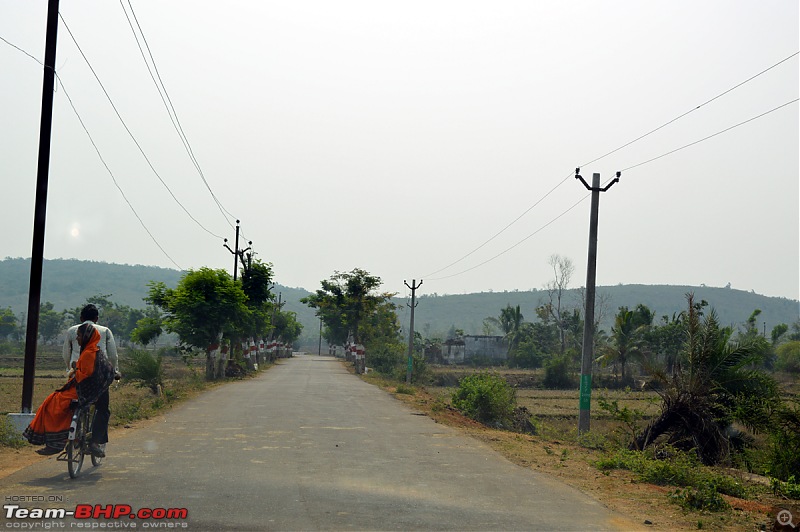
[362,364,798,530]
[0,349,262,429]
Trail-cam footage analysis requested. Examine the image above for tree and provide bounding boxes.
[544,254,575,353]
[631,294,778,465]
[130,306,164,348]
[596,306,651,385]
[38,301,64,343]
[272,310,303,345]
[147,268,249,380]
[301,269,386,345]
[0,307,18,340]
[486,304,524,356]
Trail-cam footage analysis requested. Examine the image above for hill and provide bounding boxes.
[1,259,797,344]
[407,285,799,338]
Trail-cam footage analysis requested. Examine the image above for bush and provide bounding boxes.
[122,349,163,393]
[451,372,516,425]
[543,354,577,389]
[775,341,800,373]
[366,344,404,375]
[0,417,26,449]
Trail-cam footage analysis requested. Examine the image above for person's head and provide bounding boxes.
[80,304,99,323]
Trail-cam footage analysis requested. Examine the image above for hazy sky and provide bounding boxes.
[2,1,798,302]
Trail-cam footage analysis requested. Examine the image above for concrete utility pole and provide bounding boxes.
[21,0,60,414]
[575,169,619,434]
[404,279,422,384]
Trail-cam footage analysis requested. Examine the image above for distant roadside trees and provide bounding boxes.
[146,268,249,380]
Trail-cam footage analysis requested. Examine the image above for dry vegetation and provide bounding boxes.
[364,366,800,532]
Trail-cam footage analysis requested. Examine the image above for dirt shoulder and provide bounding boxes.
[374,380,793,532]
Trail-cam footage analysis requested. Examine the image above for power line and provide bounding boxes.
[428,194,588,281]
[429,97,798,282]
[422,52,799,279]
[581,51,799,169]
[58,77,184,270]
[1,31,184,269]
[621,98,799,172]
[119,0,237,227]
[58,12,226,240]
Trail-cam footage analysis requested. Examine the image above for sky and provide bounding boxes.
[2,1,798,303]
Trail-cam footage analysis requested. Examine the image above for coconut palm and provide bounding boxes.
[486,304,524,356]
[631,294,778,465]
[596,306,652,384]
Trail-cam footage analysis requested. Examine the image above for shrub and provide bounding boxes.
[0,417,26,449]
[366,344,404,375]
[671,483,730,512]
[451,372,516,425]
[543,354,577,389]
[122,349,163,394]
[775,341,800,373]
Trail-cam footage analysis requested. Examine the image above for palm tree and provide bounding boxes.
[631,294,778,465]
[597,306,650,384]
[487,305,524,356]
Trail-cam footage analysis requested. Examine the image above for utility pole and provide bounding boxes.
[21,0,60,414]
[223,220,250,282]
[318,316,323,356]
[576,169,619,434]
[404,279,422,384]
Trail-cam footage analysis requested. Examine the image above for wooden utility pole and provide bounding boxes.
[222,220,250,282]
[576,169,619,433]
[21,0,60,413]
[404,279,422,383]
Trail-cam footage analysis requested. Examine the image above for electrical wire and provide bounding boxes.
[429,97,798,282]
[1,32,184,270]
[620,98,799,173]
[119,0,237,227]
[581,51,799,169]
[58,12,226,240]
[422,52,798,280]
[428,194,589,281]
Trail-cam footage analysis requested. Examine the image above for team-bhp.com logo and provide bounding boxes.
[5,503,188,521]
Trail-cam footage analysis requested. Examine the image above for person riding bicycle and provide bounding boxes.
[62,304,119,457]
[23,304,118,456]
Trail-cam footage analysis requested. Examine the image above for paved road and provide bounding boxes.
[1,355,636,531]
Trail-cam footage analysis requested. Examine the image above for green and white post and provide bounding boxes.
[576,170,619,433]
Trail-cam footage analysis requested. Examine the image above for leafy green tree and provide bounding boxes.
[38,301,65,343]
[147,268,249,380]
[775,341,800,373]
[0,308,17,340]
[632,294,778,465]
[272,310,303,345]
[130,306,164,348]
[302,268,386,345]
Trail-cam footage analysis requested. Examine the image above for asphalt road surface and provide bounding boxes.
[1,355,637,531]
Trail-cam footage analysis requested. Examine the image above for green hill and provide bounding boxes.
[1,259,797,345]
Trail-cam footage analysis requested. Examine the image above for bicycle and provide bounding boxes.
[59,400,104,478]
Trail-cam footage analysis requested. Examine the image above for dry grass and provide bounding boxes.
[362,369,797,531]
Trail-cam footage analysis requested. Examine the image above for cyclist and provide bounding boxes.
[62,304,119,457]
[24,304,117,456]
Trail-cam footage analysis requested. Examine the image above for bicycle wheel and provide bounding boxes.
[67,413,85,478]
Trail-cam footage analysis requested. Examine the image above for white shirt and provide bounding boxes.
[62,321,119,373]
